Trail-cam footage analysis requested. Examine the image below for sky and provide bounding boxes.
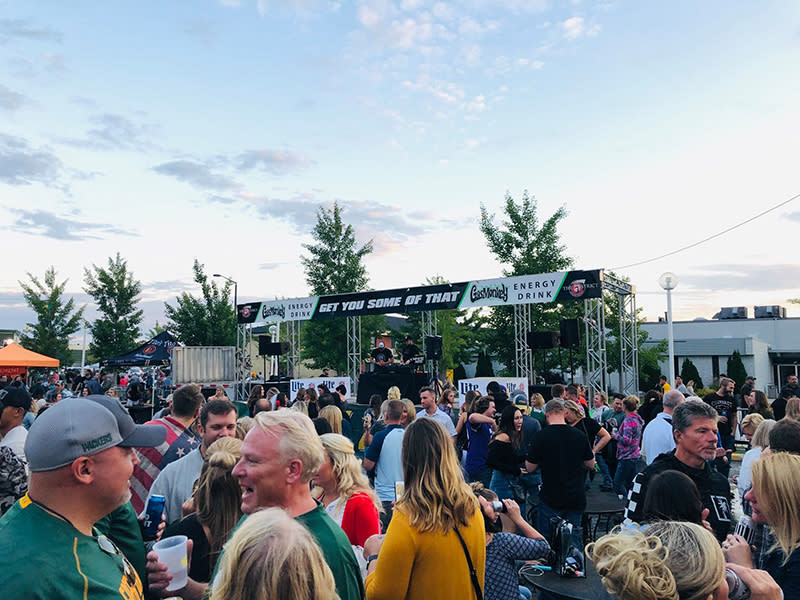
[2,0,800,343]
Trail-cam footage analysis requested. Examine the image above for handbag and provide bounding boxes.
[454,527,483,600]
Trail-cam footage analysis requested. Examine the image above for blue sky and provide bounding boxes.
[2,0,800,339]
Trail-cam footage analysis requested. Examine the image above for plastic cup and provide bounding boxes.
[153,535,188,591]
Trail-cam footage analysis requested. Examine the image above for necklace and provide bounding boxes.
[29,496,77,529]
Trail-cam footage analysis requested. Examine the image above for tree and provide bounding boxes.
[680,358,703,390]
[164,260,236,346]
[475,350,495,377]
[300,202,383,373]
[83,253,143,359]
[18,267,84,365]
[638,339,668,392]
[479,191,576,375]
[147,321,167,340]
[726,350,748,394]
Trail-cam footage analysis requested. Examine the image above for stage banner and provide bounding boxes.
[239,269,602,324]
[457,377,529,406]
[289,377,352,402]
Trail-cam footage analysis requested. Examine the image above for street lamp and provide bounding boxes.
[658,272,678,389]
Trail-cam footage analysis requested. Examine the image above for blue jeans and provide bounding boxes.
[519,585,532,600]
[536,501,583,538]
[613,458,638,497]
[595,453,613,488]
[490,470,518,500]
[468,466,492,488]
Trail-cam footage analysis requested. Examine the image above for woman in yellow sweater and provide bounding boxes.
[363,417,485,599]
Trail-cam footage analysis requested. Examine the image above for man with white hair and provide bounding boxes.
[642,389,685,465]
[146,409,363,600]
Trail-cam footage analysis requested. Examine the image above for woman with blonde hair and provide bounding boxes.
[364,418,485,599]
[209,507,338,600]
[387,386,401,402]
[319,404,343,435]
[400,398,416,427]
[528,392,546,427]
[291,400,309,416]
[726,452,800,596]
[314,434,381,546]
[784,397,800,421]
[737,418,775,505]
[163,436,244,583]
[591,521,780,600]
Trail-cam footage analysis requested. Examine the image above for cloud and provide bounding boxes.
[561,16,601,40]
[0,85,27,110]
[0,18,62,43]
[152,160,241,191]
[402,75,464,104]
[680,264,800,291]
[142,280,196,295]
[235,149,313,174]
[786,211,800,222]
[59,113,157,151]
[0,133,63,186]
[8,209,139,241]
[259,262,284,270]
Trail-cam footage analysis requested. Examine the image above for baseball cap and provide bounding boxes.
[0,387,32,412]
[25,395,166,472]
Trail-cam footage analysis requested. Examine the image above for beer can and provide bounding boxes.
[143,495,165,540]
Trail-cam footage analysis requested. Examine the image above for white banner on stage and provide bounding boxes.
[457,377,528,406]
[290,377,353,402]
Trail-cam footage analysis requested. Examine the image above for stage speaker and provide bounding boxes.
[527,331,560,349]
[265,342,289,356]
[424,335,442,360]
[257,335,272,356]
[559,319,580,348]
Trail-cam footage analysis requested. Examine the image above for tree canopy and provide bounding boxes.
[83,253,143,360]
[18,267,84,365]
[479,191,576,375]
[300,203,383,372]
[164,260,236,346]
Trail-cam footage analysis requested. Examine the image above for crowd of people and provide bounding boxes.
[0,370,798,599]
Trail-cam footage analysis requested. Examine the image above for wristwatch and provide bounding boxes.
[366,554,379,568]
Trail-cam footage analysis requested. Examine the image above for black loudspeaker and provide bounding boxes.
[559,319,580,348]
[258,336,272,356]
[265,342,289,356]
[526,331,560,349]
[424,335,443,360]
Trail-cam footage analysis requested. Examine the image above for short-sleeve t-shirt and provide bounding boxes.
[573,417,601,445]
[527,424,593,511]
[0,494,144,599]
[703,392,734,437]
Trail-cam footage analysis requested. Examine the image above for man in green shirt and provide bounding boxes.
[0,395,166,599]
[146,409,364,600]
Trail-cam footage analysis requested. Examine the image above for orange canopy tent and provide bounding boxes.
[0,343,59,377]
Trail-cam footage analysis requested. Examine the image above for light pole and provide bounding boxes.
[213,273,239,398]
[658,272,678,388]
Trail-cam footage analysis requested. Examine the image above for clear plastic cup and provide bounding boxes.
[153,535,188,591]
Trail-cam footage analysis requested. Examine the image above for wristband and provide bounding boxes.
[366,554,379,567]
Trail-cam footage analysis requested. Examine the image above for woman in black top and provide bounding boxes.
[564,399,612,488]
[488,405,525,501]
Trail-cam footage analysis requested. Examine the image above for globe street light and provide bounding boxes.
[658,272,678,389]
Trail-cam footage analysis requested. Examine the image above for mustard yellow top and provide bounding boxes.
[365,507,486,600]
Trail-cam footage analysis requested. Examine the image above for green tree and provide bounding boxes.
[479,191,576,375]
[18,267,84,365]
[726,350,748,394]
[638,339,668,392]
[83,253,143,359]
[164,260,236,346]
[680,358,703,390]
[300,202,383,372]
[147,321,167,340]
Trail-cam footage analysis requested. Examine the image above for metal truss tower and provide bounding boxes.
[513,303,534,381]
[346,316,362,396]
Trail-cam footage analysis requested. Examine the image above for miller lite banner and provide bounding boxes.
[238,269,603,325]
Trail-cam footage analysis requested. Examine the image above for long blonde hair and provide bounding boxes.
[196,437,244,567]
[210,507,338,600]
[397,418,479,533]
[400,398,416,425]
[785,397,800,420]
[318,405,342,435]
[387,386,401,401]
[751,452,800,563]
[319,434,381,518]
[589,521,724,600]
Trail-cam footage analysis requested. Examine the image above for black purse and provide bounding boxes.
[454,527,483,600]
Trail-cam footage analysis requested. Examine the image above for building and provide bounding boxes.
[641,309,799,396]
